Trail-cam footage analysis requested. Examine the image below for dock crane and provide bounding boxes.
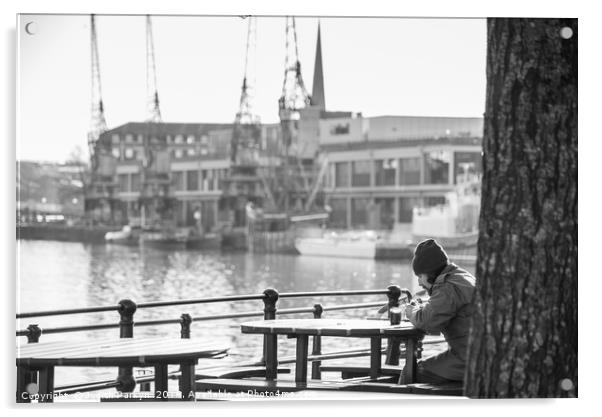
[145,15,162,123]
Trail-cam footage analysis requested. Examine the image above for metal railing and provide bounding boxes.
[16,286,415,398]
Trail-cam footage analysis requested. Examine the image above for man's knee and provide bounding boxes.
[401,358,461,384]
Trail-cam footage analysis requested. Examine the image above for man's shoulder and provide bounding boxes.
[435,265,476,289]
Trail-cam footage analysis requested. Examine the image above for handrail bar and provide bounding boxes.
[279,290,387,298]
[135,294,266,309]
[16,290,391,319]
[16,294,267,319]
[15,302,385,337]
[16,305,120,319]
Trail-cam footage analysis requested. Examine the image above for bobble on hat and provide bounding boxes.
[412,238,449,276]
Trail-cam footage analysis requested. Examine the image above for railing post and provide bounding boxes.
[385,285,401,365]
[22,324,42,402]
[262,288,279,380]
[311,304,323,380]
[116,299,137,392]
[26,324,42,343]
[180,313,192,339]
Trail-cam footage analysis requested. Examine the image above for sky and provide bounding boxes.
[17,14,487,163]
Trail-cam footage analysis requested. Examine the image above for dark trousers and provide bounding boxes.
[401,349,465,384]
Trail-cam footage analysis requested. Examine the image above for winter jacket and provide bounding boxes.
[407,263,476,381]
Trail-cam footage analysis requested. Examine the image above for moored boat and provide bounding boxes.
[411,174,480,248]
[295,230,378,259]
[104,225,141,245]
[139,227,189,249]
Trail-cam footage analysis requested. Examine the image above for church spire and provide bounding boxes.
[310,22,325,110]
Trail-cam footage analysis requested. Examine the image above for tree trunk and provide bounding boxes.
[464,18,577,398]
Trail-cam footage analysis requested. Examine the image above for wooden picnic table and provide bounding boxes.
[241,319,424,384]
[16,338,229,403]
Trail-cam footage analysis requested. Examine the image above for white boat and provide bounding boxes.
[295,231,378,259]
[411,173,481,248]
[104,225,140,245]
[139,227,189,248]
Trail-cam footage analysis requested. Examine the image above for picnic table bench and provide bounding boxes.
[16,338,229,402]
[240,318,425,384]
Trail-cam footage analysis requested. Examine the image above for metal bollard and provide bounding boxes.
[116,299,137,393]
[262,288,279,380]
[311,304,323,380]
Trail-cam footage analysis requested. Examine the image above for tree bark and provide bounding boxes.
[464,19,577,398]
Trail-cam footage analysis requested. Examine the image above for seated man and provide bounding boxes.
[402,238,476,384]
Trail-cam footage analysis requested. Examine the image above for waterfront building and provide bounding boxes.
[17,161,86,224]
[92,122,283,231]
[319,114,483,233]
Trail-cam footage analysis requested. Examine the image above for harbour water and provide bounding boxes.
[16,240,474,388]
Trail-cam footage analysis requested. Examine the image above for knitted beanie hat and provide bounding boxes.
[411,238,449,276]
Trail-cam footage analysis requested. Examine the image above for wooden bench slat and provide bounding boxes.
[320,364,402,379]
[17,338,229,367]
[196,366,291,379]
[197,378,354,393]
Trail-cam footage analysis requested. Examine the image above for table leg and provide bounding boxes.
[295,335,309,384]
[265,334,278,380]
[402,338,417,384]
[370,337,382,379]
[16,366,31,403]
[179,361,196,401]
[385,336,401,365]
[311,334,322,380]
[38,366,54,403]
[154,364,169,402]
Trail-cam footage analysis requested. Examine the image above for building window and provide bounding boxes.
[374,159,397,186]
[172,171,184,191]
[174,149,184,159]
[399,197,421,223]
[130,173,141,191]
[424,196,446,207]
[200,170,207,191]
[186,148,196,157]
[112,148,121,159]
[186,170,199,191]
[424,151,451,185]
[351,161,371,187]
[330,124,350,135]
[399,157,421,185]
[187,135,195,144]
[374,198,395,230]
[137,134,144,143]
[351,198,370,228]
[118,174,129,192]
[334,162,350,188]
[207,170,215,191]
[125,134,134,143]
[111,134,120,144]
[328,198,347,229]
[124,148,135,160]
[175,135,184,144]
[454,152,482,184]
